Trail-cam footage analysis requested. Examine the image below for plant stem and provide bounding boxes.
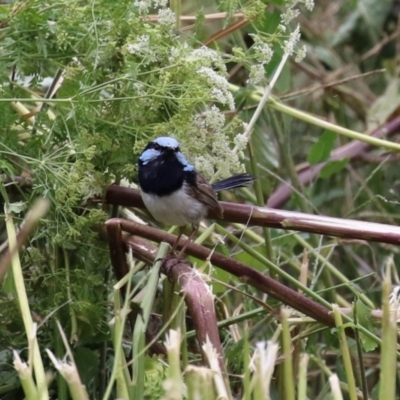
[5,205,49,400]
[297,353,309,400]
[294,234,374,308]
[281,309,295,400]
[130,243,169,399]
[241,52,289,145]
[269,110,310,214]
[248,141,274,261]
[228,85,400,152]
[268,96,400,152]
[332,305,358,400]
[378,264,397,400]
[170,0,181,29]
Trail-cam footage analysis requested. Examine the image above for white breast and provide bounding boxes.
[141,187,208,227]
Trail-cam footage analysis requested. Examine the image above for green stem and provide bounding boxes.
[378,265,397,400]
[269,110,310,214]
[332,305,358,400]
[169,0,181,29]
[248,141,274,261]
[268,96,400,152]
[294,234,374,308]
[130,243,169,400]
[242,327,251,400]
[5,209,49,400]
[49,246,68,400]
[297,354,309,400]
[215,224,383,348]
[281,309,295,400]
[103,265,134,400]
[229,85,400,152]
[63,248,78,341]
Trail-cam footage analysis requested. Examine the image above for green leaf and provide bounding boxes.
[307,131,337,165]
[319,158,349,179]
[354,300,378,352]
[73,347,99,385]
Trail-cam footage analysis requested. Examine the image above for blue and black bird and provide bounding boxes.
[138,137,254,254]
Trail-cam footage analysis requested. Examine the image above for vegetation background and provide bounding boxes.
[1,0,400,399]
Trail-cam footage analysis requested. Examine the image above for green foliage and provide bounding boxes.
[319,158,349,179]
[0,0,254,357]
[1,0,400,399]
[307,130,337,165]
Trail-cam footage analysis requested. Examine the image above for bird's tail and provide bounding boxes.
[212,173,255,192]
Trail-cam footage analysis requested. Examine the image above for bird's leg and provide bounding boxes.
[171,226,186,253]
[177,225,198,258]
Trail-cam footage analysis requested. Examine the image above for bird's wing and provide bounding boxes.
[187,174,224,219]
[211,173,255,191]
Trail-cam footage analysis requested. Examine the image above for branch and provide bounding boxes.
[105,186,400,245]
[162,255,227,373]
[114,219,334,328]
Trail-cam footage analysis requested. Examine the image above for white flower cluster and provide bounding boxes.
[133,0,168,15]
[185,107,248,178]
[166,44,187,63]
[295,44,307,62]
[126,35,158,65]
[194,155,215,178]
[197,67,235,110]
[211,133,244,177]
[253,42,273,64]
[280,7,300,25]
[186,46,226,72]
[281,0,314,24]
[234,133,248,156]
[248,64,265,85]
[278,0,313,62]
[248,35,274,85]
[193,105,225,133]
[158,8,175,27]
[283,24,301,57]
[283,25,307,62]
[126,34,149,54]
[301,0,314,11]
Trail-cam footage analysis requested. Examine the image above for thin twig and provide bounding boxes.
[280,69,385,100]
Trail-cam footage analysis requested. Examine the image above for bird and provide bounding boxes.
[138,136,254,256]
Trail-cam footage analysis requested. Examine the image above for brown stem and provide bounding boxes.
[105,186,400,245]
[105,220,167,356]
[115,219,334,328]
[162,255,227,373]
[105,220,130,298]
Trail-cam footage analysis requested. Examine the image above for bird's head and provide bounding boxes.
[139,137,194,172]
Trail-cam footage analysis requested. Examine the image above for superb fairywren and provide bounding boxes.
[138,137,254,255]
